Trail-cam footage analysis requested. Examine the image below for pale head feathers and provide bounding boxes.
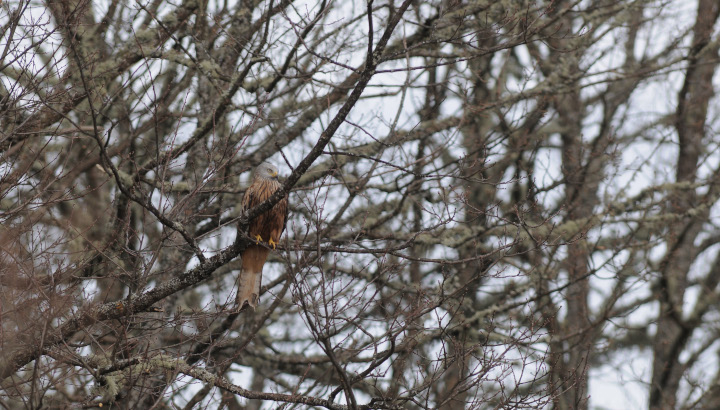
[254,162,279,180]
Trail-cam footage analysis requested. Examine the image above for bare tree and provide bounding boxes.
[2,0,720,409]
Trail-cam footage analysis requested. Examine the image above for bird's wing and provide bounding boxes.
[242,182,260,214]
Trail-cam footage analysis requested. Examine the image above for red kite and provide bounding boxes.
[236,163,288,310]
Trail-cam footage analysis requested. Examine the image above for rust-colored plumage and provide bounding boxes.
[236,163,288,310]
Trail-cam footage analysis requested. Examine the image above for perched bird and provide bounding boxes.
[236,162,288,310]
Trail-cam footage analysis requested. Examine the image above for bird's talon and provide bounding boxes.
[268,238,277,250]
[254,234,263,244]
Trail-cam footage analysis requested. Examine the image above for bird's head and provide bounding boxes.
[255,162,279,180]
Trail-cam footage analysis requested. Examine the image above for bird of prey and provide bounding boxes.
[236,162,288,310]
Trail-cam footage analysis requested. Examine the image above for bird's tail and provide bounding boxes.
[236,245,270,310]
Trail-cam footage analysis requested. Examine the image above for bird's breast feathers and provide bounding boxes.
[244,178,287,242]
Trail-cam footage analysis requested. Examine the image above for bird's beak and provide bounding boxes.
[271,170,278,179]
